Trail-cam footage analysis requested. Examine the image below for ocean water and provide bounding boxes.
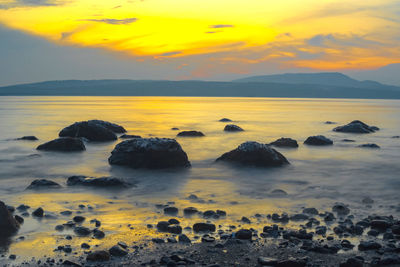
[0,96,399,260]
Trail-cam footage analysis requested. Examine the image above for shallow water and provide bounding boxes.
[0,96,399,263]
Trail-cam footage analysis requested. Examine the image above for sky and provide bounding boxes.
[0,0,399,86]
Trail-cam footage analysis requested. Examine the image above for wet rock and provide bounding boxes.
[270,189,288,196]
[62,260,81,266]
[120,134,141,139]
[333,120,379,134]
[81,243,90,249]
[15,136,38,141]
[341,239,354,249]
[283,229,313,240]
[323,212,335,222]
[315,226,327,235]
[241,216,251,223]
[271,213,289,223]
[26,179,62,190]
[216,210,226,217]
[86,250,111,261]
[60,210,72,216]
[164,207,179,215]
[171,127,179,130]
[203,210,217,218]
[108,138,191,169]
[304,135,333,146]
[177,131,205,137]
[90,219,101,227]
[6,205,15,213]
[358,143,380,148]
[37,137,86,151]
[276,257,308,267]
[74,226,91,236]
[224,124,244,132]
[73,216,85,223]
[93,229,105,239]
[0,201,20,239]
[32,207,44,217]
[59,121,118,141]
[235,229,252,240]
[66,175,131,188]
[358,240,382,251]
[391,224,400,235]
[342,139,355,142]
[14,215,24,224]
[219,118,232,122]
[178,234,191,243]
[193,223,216,232]
[201,235,215,242]
[152,238,165,244]
[332,203,350,215]
[157,221,170,232]
[55,225,64,231]
[290,214,309,221]
[379,254,400,265]
[167,225,182,234]
[167,236,177,243]
[168,218,180,224]
[362,197,374,204]
[325,121,336,124]
[109,245,128,257]
[258,257,278,266]
[370,219,392,231]
[339,256,364,267]
[216,141,289,167]
[269,138,299,148]
[9,255,16,260]
[302,208,318,215]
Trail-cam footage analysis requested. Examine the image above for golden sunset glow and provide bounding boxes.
[0,0,399,75]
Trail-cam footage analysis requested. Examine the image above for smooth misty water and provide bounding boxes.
[0,96,399,261]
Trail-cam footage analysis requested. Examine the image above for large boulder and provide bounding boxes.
[108,138,190,169]
[87,120,126,133]
[333,120,379,134]
[0,201,20,239]
[66,176,131,188]
[37,137,86,151]
[304,135,333,146]
[269,138,298,148]
[177,131,205,137]
[26,179,62,190]
[15,136,38,141]
[216,141,289,167]
[59,121,117,141]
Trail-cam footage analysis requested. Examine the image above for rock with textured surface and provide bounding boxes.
[216,141,289,167]
[333,120,379,134]
[270,137,298,148]
[304,135,333,146]
[59,121,117,141]
[108,138,190,169]
[177,131,205,137]
[37,137,85,151]
[26,179,61,190]
[224,124,244,132]
[0,201,20,239]
[66,176,131,188]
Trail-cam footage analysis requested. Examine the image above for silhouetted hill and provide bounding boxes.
[233,72,400,91]
[1,79,400,99]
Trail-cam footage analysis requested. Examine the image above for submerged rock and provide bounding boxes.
[108,138,190,169]
[224,124,244,132]
[15,136,38,141]
[109,245,128,257]
[119,134,141,139]
[32,207,44,217]
[193,223,216,232]
[358,143,380,149]
[269,138,298,148]
[219,118,232,122]
[66,176,131,188]
[333,120,379,134]
[216,141,289,167]
[235,229,253,240]
[26,179,61,190]
[177,131,205,137]
[0,201,20,239]
[59,121,117,141]
[37,137,86,151]
[304,135,333,146]
[270,189,288,197]
[332,203,350,215]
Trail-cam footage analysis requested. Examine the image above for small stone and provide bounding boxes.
[86,250,110,261]
[73,216,85,223]
[32,207,44,217]
[109,245,128,257]
[235,229,252,240]
[81,243,90,249]
[164,207,179,215]
[193,223,216,232]
[93,229,105,239]
[74,226,91,236]
[178,234,191,243]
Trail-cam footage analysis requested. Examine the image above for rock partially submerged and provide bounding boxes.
[177,131,205,137]
[26,179,61,190]
[358,143,380,149]
[120,134,141,139]
[219,118,232,122]
[108,138,190,169]
[0,201,20,239]
[67,176,131,188]
[269,138,298,148]
[333,120,379,134]
[224,124,244,132]
[304,135,333,146]
[15,136,38,141]
[216,141,289,167]
[36,137,86,152]
[59,121,118,141]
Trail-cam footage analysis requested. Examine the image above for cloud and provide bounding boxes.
[209,24,234,29]
[0,0,60,9]
[159,51,182,57]
[306,33,383,48]
[82,18,138,25]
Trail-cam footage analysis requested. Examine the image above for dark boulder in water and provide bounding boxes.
[0,201,20,239]
[216,141,289,167]
[59,121,117,141]
[66,176,131,188]
[224,124,244,132]
[193,223,216,232]
[333,120,379,134]
[235,229,253,240]
[108,138,190,169]
[269,137,298,148]
[15,136,38,141]
[304,135,333,146]
[37,137,86,151]
[358,143,380,149]
[177,131,205,137]
[219,118,232,122]
[26,179,62,190]
[87,120,126,133]
[119,134,141,139]
[86,250,110,261]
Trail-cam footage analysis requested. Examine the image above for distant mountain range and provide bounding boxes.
[1,72,400,99]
